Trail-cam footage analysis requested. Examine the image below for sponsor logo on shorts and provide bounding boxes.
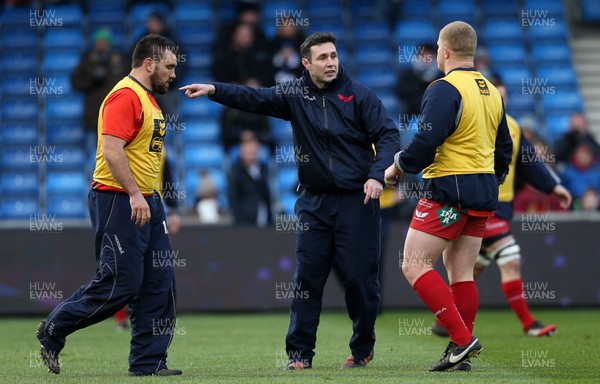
[437,206,461,226]
[414,209,428,221]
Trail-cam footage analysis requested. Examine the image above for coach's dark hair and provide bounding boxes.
[132,34,177,68]
[300,32,336,62]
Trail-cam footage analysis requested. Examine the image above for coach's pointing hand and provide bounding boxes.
[179,84,215,98]
[363,178,384,204]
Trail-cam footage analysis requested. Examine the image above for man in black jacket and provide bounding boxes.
[181,32,399,370]
[228,133,272,226]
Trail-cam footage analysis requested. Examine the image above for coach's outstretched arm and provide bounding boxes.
[180,82,291,120]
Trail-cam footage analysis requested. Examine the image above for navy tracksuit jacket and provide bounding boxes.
[211,66,400,361]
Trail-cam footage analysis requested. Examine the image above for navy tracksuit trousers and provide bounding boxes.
[41,189,177,374]
[286,189,381,362]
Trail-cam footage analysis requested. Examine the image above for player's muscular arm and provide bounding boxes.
[102,134,150,227]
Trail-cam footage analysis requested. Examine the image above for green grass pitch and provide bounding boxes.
[1,309,598,383]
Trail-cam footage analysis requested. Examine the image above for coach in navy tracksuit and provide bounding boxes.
[182,32,400,369]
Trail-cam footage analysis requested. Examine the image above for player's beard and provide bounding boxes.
[150,70,170,94]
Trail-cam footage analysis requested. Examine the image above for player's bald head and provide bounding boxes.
[439,21,477,60]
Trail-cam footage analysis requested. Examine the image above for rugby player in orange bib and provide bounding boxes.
[36,34,182,377]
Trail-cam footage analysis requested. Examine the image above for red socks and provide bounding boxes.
[413,270,472,346]
[502,279,535,331]
[451,281,478,333]
[115,306,128,323]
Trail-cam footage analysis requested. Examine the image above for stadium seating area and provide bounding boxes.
[0,0,585,219]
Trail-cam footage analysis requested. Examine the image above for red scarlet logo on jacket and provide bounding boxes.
[338,94,354,103]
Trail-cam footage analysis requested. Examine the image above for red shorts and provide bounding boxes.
[482,216,511,239]
[409,198,493,241]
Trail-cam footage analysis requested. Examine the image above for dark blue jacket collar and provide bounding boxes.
[302,64,349,94]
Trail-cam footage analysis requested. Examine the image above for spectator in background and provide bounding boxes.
[195,169,221,224]
[518,114,540,143]
[555,112,600,165]
[270,17,305,85]
[578,187,600,211]
[559,143,600,200]
[220,78,273,151]
[211,21,272,86]
[214,1,269,58]
[71,27,129,152]
[513,137,570,213]
[473,47,497,81]
[228,133,272,227]
[395,43,443,117]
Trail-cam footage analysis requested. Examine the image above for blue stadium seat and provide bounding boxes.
[42,52,80,74]
[506,93,536,116]
[582,0,600,21]
[47,195,87,218]
[44,28,84,51]
[2,98,38,121]
[44,3,83,26]
[174,3,212,24]
[394,21,436,46]
[1,76,33,97]
[354,45,393,68]
[270,118,293,143]
[262,1,301,21]
[483,20,524,43]
[181,119,221,143]
[129,2,171,25]
[180,98,222,118]
[524,0,565,16]
[400,0,433,18]
[46,122,85,145]
[1,172,39,195]
[353,23,390,44]
[0,6,34,27]
[1,122,38,145]
[527,21,568,42]
[279,192,298,214]
[46,146,87,170]
[541,91,583,114]
[186,50,212,69]
[46,171,87,195]
[176,26,214,47]
[216,0,236,21]
[277,166,298,193]
[2,52,38,74]
[536,66,578,88]
[545,113,571,139]
[496,66,532,89]
[1,147,38,171]
[306,1,342,21]
[0,197,38,219]
[481,0,519,18]
[2,28,38,51]
[438,0,477,27]
[184,144,225,169]
[488,44,527,64]
[52,75,74,95]
[88,0,125,27]
[45,97,84,120]
[531,44,571,64]
[378,92,400,116]
[357,70,396,89]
